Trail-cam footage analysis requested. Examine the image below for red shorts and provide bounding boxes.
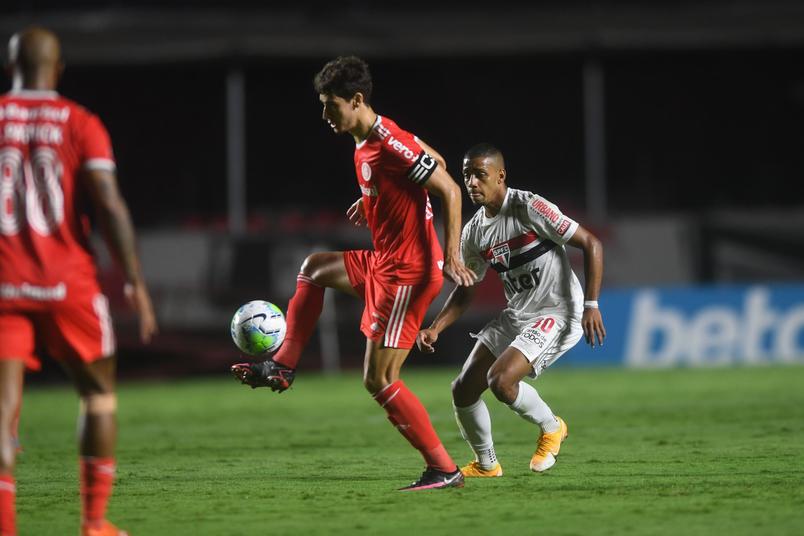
[344,250,443,349]
[0,293,116,371]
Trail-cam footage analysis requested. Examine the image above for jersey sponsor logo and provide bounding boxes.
[361,162,372,182]
[425,196,434,220]
[0,103,70,122]
[0,282,66,301]
[492,243,511,268]
[360,184,378,197]
[531,199,561,224]
[387,135,416,161]
[502,268,541,295]
[557,218,571,236]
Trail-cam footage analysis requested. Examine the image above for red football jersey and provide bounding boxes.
[353,115,443,282]
[0,90,115,310]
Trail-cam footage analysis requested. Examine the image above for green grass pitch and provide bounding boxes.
[15,365,804,535]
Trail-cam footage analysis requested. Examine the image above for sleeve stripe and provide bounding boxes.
[83,158,116,172]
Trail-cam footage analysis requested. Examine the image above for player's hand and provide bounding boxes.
[346,198,367,226]
[416,328,439,353]
[124,280,158,344]
[582,308,606,348]
[442,256,476,287]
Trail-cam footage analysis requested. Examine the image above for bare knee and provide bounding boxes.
[79,392,117,416]
[487,368,519,405]
[299,252,335,284]
[452,376,479,407]
[0,410,17,472]
[362,369,389,395]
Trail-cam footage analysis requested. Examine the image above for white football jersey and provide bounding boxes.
[462,188,584,320]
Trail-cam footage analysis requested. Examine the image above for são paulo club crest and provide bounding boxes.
[491,243,511,268]
[361,162,372,182]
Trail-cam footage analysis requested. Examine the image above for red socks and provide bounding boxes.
[80,457,115,527]
[374,380,456,473]
[0,475,15,536]
[273,275,325,369]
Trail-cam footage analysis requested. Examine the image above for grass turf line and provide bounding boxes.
[15,365,804,535]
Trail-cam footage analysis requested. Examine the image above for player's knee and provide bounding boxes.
[487,369,517,404]
[362,374,385,395]
[299,252,332,284]
[451,376,472,406]
[79,392,117,416]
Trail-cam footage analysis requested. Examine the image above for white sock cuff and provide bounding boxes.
[454,399,486,414]
[508,381,528,411]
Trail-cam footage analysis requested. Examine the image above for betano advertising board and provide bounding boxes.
[564,284,804,367]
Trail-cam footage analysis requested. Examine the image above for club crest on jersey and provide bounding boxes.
[361,162,372,182]
[492,243,511,268]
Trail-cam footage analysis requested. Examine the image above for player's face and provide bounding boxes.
[319,93,357,134]
[462,157,504,206]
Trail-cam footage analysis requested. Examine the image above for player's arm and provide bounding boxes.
[416,138,447,170]
[417,284,477,353]
[566,225,606,347]
[81,168,158,343]
[421,166,476,287]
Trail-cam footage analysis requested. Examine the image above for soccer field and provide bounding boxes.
[16,365,804,535]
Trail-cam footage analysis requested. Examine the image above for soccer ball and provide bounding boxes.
[230,300,286,356]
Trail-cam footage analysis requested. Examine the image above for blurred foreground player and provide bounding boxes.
[0,27,157,536]
[416,143,606,477]
[232,56,476,490]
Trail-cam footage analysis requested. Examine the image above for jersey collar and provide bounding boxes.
[355,115,382,149]
[7,89,59,100]
[482,187,511,224]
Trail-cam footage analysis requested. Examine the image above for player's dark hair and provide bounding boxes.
[464,142,504,165]
[313,56,373,104]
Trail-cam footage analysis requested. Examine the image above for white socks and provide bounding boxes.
[454,399,498,469]
[508,381,560,433]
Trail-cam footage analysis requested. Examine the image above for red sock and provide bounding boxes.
[374,380,456,473]
[80,457,115,527]
[272,275,325,369]
[0,475,16,536]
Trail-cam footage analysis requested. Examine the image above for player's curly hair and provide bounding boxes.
[313,56,373,104]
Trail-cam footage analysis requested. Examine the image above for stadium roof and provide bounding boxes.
[2,1,804,64]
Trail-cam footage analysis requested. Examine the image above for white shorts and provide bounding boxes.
[471,309,583,378]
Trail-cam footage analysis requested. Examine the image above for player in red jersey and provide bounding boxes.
[0,27,157,536]
[232,56,476,491]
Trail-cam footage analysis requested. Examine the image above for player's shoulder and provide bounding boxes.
[506,187,541,218]
[507,187,538,207]
[462,206,487,237]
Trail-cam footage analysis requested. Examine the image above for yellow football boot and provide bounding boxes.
[530,416,568,472]
[460,460,503,477]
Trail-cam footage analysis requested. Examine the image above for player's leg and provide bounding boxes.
[364,341,463,491]
[451,341,501,477]
[0,360,24,536]
[231,251,358,389]
[489,315,581,472]
[272,251,357,369]
[61,356,126,536]
[0,312,37,536]
[47,293,126,536]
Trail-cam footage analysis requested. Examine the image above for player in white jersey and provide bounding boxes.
[417,143,606,476]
